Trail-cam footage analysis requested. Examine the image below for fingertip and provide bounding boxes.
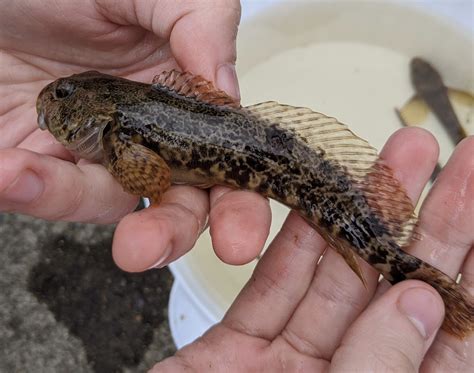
[216,63,240,101]
[209,188,271,265]
[382,127,439,166]
[381,127,439,202]
[113,210,172,272]
[0,149,43,206]
[332,280,444,372]
[169,2,241,86]
[113,186,209,272]
[396,281,445,340]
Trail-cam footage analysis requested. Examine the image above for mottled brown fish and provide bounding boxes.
[36,70,474,338]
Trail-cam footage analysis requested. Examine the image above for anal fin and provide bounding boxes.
[305,218,368,288]
[332,242,368,289]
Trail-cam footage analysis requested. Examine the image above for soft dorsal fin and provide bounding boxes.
[245,101,419,248]
[152,70,240,108]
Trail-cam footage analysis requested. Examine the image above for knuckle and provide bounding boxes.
[47,183,85,221]
[310,271,367,312]
[369,345,419,373]
[427,337,473,371]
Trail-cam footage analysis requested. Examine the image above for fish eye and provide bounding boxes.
[53,81,75,100]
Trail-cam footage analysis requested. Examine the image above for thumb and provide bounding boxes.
[168,1,241,100]
[331,280,445,372]
[96,0,241,99]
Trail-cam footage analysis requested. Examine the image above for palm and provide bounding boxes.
[154,134,474,372]
[0,3,179,152]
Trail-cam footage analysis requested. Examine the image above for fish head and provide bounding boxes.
[36,71,125,161]
[410,57,442,92]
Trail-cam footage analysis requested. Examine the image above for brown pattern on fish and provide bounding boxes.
[36,70,474,338]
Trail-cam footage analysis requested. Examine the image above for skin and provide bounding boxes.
[0,1,472,371]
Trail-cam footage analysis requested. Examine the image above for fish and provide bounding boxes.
[397,57,470,146]
[36,70,474,338]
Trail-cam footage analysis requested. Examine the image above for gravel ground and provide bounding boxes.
[0,213,176,373]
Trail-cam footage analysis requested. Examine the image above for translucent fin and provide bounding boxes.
[152,70,240,108]
[397,94,429,126]
[246,101,418,248]
[358,161,418,247]
[246,101,378,177]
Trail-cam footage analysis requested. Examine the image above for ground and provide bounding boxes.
[0,213,176,373]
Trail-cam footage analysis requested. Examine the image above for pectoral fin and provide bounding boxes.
[103,132,171,204]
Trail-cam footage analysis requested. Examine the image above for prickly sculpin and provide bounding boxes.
[37,70,474,338]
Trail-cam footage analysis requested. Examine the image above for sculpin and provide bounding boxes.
[37,70,474,338]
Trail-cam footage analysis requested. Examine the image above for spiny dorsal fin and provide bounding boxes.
[245,101,419,248]
[152,70,240,108]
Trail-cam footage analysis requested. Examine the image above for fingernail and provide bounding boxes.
[398,287,443,339]
[217,63,241,101]
[146,246,173,270]
[2,170,44,204]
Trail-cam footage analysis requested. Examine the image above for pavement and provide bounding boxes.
[0,213,176,373]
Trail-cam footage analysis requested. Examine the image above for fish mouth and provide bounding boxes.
[37,110,48,130]
[36,96,49,130]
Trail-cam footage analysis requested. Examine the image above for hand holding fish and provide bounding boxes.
[0,0,273,268]
[152,130,473,372]
[1,0,473,370]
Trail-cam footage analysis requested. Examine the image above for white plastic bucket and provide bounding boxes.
[168,1,473,349]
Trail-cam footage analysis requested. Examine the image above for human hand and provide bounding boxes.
[0,0,272,270]
[152,129,473,372]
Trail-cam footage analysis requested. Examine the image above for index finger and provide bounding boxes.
[0,148,138,223]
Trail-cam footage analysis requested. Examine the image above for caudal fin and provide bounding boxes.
[412,263,474,339]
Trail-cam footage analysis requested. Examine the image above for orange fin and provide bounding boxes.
[334,242,368,288]
[103,131,171,204]
[305,218,368,288]
[152,70,240,108]
[358,160,418,247]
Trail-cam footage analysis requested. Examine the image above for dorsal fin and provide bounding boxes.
[245,101,419,248]
[152,70,240,108]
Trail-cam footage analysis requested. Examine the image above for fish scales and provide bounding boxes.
[36,70,474,339]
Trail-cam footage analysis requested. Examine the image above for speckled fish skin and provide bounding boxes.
[37,71,474,338]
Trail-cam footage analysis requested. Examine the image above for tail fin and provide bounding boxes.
[409,263,474,338]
